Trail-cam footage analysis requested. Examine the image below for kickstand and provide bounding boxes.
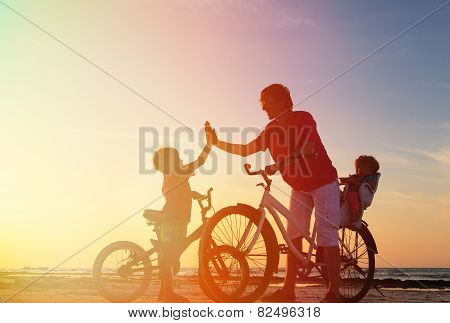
[354,265,385,298]
[373,285,385,297]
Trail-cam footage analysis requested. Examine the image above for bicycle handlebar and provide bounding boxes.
[244,152,318,188]
[244,163,261,176]
[206,188,213,209]
[244,163,272,188]
[195,188,213,215]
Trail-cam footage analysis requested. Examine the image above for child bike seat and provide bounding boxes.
[340,173,381,228]
[359,173,381,210]
[143,209,165,223]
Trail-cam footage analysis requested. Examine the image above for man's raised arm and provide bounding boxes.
[205,121,265,157]
[215,138,262,157]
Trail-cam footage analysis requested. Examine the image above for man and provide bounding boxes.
[206,84,341,302]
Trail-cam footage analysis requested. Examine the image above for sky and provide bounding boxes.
[0,0,449,269]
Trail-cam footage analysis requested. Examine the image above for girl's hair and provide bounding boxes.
[153,147,180,175]
[355,155,380,174]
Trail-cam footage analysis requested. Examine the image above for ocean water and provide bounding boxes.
[373,268,450,281]
[2,267,449,281]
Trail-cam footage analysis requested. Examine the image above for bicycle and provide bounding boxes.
[93,188,234,302]
[199,163,379,302]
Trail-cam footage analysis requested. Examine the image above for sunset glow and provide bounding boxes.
[1,0,449,274]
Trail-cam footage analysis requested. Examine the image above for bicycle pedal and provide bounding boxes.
[299,260,315,270]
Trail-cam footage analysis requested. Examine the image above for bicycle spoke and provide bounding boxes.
[212,231,230,246]
[217,218,232,245]
[200,207,274,302]
[224,215,237,245]
[336,227,374,301]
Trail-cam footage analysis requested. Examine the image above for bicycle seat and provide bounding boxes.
[143,209,165,223]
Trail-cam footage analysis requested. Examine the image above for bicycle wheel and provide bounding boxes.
[334,226,375,302]
[200,245,250,302]
[93,241,152,302]
[198,244,220,302]
[198,246,224,303]
[198,268,220,302]
[199,205,278,302]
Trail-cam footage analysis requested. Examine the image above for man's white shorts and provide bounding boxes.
[287,180,340,247]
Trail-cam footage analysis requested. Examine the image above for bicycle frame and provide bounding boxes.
[139,188,215,268]
[144,224,205,259]
[240,184,352,267]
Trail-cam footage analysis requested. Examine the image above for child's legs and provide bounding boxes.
[159,222,175,295]
[159,221,188,296]
[171,223,187,274]
[159,253,173,297]
[347,191,360,221]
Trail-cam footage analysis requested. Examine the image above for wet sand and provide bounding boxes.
[1,273,448,303]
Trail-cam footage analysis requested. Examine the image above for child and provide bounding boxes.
[340,155,380,223]
[151,122,213,302]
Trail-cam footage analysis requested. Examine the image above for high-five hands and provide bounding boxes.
[205,121,218,146]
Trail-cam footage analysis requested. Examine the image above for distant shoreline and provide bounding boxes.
[1,271,450,290]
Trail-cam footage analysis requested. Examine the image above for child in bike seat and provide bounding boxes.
[340,155,380,223]
[151,122,213,302]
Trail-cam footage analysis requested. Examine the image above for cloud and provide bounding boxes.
[189,0,269,15]
[415,122,450,130]
[436,82,450,89]
[382,143,450,165]
[403,147,450,165]
[377,153,415,166]
[275,13,317,29]
[378,191,450,212]
[190,0,319,30]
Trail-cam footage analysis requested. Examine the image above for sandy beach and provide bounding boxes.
[1,273,448,303]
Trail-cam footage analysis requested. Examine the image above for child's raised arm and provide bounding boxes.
[181,122,213,175]
[183,143,211,174]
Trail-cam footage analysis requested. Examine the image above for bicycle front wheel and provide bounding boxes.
[199,205,278,302]
[93,241,152,302]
